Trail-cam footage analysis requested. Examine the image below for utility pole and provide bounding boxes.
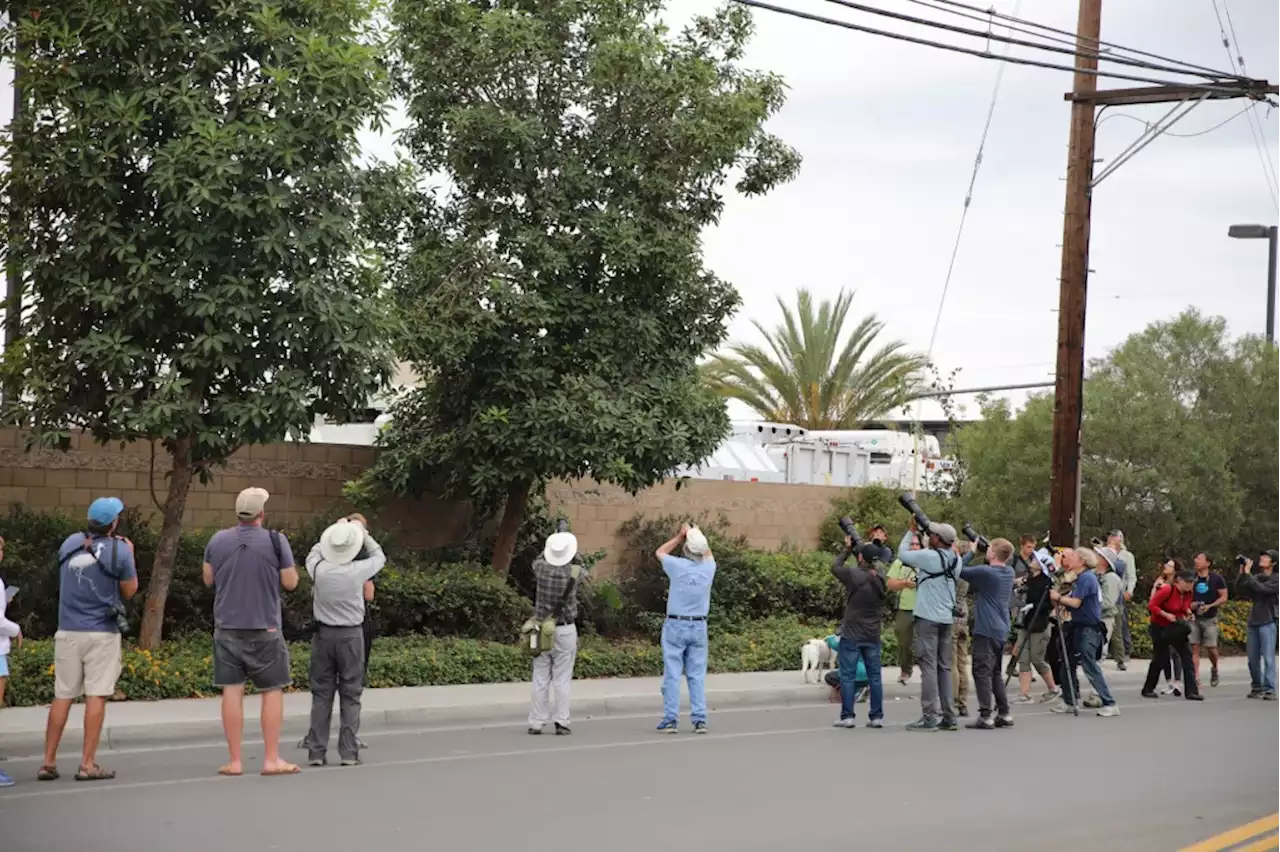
[1046,5,1279,547]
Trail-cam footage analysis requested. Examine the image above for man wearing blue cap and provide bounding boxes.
[40,497,138,782]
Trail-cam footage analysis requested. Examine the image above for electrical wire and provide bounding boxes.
[731,0,1271,95]
[1096,103,1261,139]
[1209,0,1279,210]
[914,0,1246,81]
[821,0,1245,83]
[924,0,1023,357]
[1221,0,1280,197]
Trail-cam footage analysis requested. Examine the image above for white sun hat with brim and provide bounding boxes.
[544,531,578,567]
[319,519,366,565]
[1093,546,1120,571]
[685,527,709,557]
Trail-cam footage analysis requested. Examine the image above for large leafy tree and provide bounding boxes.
[703,288,927,428]
[2,1,393,647]
[361,0,800,574]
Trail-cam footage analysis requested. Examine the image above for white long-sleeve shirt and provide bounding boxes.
[0,576,20,656]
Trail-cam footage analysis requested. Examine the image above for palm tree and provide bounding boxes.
[703,288,928,429]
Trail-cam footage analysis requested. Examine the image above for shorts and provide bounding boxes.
[54,630,123,699]
[213,629,292,691]
[1016,629,1051,673]
[0,654,8,678]
[1190,618,1219,648]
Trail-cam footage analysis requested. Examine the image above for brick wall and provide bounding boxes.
[0,429,841,570]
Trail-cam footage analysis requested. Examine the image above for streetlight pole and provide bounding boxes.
[1228,223,1278,344]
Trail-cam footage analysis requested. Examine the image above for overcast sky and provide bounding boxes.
[4,1,1274,425]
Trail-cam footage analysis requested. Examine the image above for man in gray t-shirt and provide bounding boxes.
[201,487,300,777]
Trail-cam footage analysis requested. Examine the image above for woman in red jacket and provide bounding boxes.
[1142,570,1202,700]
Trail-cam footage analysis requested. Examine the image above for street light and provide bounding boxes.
[1228,223,1278,343]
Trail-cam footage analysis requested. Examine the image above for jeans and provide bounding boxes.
[1143,623,1197,697]
[838,638,883,720]
[661,619,709,723]
[1119,603,1132,657]
[971,635,1009,716]
[1247,622,1278,692]
[913,618,955,720]
[1065,624,1115,707]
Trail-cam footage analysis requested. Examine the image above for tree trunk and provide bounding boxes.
[137,437,196,650]
[491,479,532,576]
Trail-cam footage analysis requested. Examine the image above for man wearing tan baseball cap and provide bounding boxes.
[202,486,300,776]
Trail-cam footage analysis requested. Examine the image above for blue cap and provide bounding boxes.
[87,497,125,526]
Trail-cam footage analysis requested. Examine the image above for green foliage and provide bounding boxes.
[367,562,532,641]
[817,483,904,552]
[704,289,928,428]
[359,0,801,558]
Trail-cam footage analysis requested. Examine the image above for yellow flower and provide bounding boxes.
[47,664,55,675]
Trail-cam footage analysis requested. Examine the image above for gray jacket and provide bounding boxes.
[1237,571,1279,627]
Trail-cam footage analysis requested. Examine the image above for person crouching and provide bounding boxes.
[304,518,386,766]
[527,527,585,735]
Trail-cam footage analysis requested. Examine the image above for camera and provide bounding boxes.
[962,522,989,554]
[837,516,863,550]
[897,492,933,535]
[112,604,131,636]
[1090,536,1104,548]
[555,519,570,534]
[1236,553,1247,567]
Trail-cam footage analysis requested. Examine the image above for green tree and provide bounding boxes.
[360,0,800,573]
[3,1,393,647]
[702,288,927,428]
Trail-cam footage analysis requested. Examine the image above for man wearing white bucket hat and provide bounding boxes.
[654,523,717,734]
[526,521,585,735]
[303,517,386,766]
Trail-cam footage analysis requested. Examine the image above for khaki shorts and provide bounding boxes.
[1190,618,1219,648]
[54,630,123,699]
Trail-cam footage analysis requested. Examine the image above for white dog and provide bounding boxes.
[801,637,837,683]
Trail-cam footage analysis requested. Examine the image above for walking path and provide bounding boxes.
[0,657,1252,756]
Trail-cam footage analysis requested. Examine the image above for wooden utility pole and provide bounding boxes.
[1047,2,1278,546]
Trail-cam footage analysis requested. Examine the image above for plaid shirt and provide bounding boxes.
[532,557,582,624]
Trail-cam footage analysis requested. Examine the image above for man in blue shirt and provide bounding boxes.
[40,497,139,783]
[897,520,961,731]
[655,523,717,734]
[1049,548,1119,717]
[960,538,1016,729]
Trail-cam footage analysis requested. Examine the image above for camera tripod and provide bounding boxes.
[1004,579,1078,716]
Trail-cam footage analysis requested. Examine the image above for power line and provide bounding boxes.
[914,0,1245,81]
[1221,0,1280,197]
[731,0,1269,94]
[1209,0,1279,210]
[1097,103,1262,139]
[821,0,1245,83]
[925,0,1023,357]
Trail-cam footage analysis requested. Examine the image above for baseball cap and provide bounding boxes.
[87,497,124,526]
[927,522,957,546]
[235,487,270,520]
[858,542,888,565]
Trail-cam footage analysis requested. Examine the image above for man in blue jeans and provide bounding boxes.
[1238,551,1278,700]
[1049,548,1120,718]
[831,540,908,728]
[655,524,717,734]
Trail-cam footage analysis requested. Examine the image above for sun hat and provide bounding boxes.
[319,520,366,565]
[544,531,578,567]
[685,527,709,557]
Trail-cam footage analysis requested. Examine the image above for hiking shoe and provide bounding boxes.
[0,770,13,788]
[906,717,939,732]
[554,724,572,736]
[693,722,708,734]
[1141,691,1159,699]
[656,719,678,734]
[994,714,1015,728]
[937,717,959,732]
[1210,669,1219,688]
[1185,694,1204,702]
[1096,704,1121,718]
[965,717,994,730]
[527,727,543,736]
[1248,689,1263,698]
[832,718,857,729]
[866,718,883,729]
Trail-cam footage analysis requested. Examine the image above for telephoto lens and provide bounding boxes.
[555,519,570,534]
[962,522,989,553]
[837,517,863,549]
[897,492,932,533]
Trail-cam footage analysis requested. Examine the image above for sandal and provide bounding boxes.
[216,765,242,777]
[260,762,300,777]
[74,763,116,782]
[37,765,59,782]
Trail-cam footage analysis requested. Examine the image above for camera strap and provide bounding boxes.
[60,534,123,580]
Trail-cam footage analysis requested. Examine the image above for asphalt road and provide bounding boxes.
[1,681,1275,852]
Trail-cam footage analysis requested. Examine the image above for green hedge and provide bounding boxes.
[0,616,857,708]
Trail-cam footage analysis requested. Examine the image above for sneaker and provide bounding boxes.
[554,723,572,736]
[955,704,969,718]
[994,714,1015,728]
[308,757,326,767]
[1117,661,1127,671]
[656,719,678,734]
[906,717,939,732]
[340,758,360,767]
[937,717,959,732]
[1096,704,1121,718]
[1172,686,1183,697]
[832,718,857,729]
[0,770,13,788]
[965,717,994,730]
[866,718,883,729]
[1039,690,1060,704]
[527,726,543,735]
[1049,700,1073,714]
[1263,691,1278,701]
[1248,689,1263,699]
[1141,691,1159,699]
[1210,669,1219,688]
[693,722,708,734]
[1185,694,1204,702]
[1161,684,1177,695]
[1014,694,1034,704]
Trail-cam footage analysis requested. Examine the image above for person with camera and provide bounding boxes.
[1188,552,1228,689]
[831,530,908,729]
[655,524,717,734]
[1048,548,1120,717]
[1141,570,1202,701]
[952,539,973,718]
[527,523,586,735]
[886,533,922,685]
[40,497,139,782]
[896,517,961,732]
[1011,548,1059,704]
[1237,552,1278,700]
[958,537,1015,729]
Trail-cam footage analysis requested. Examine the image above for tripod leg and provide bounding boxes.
[1055,618,1079,716]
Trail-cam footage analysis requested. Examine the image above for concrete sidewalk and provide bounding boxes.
[0,658,1252,756]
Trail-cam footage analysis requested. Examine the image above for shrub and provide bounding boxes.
[370,561,531,641]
